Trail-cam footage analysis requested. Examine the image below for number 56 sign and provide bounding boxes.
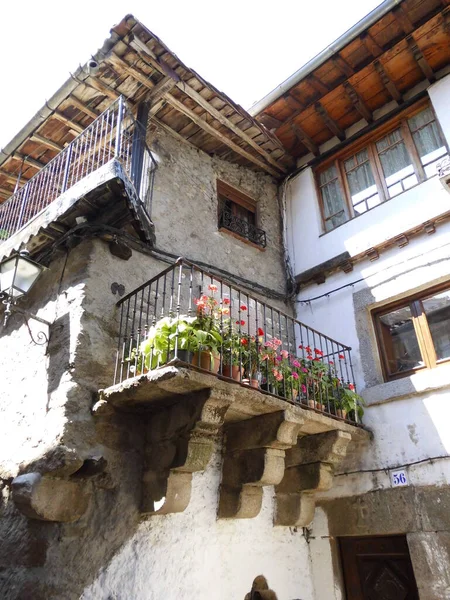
[390,469,409,487]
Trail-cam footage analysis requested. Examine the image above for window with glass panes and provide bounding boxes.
[374,284,450,380]
[316,103,448,232]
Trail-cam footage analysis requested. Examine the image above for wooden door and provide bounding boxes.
[339,536,419,600]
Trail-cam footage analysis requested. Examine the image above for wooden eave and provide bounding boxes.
[0,16,294,205]
[256,0,450,162]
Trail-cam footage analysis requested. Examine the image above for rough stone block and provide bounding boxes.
[12,473,90,522]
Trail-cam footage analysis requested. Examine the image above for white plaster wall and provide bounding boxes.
[82,449,315,600]
[284,73,450,496]
[286,73,450,275]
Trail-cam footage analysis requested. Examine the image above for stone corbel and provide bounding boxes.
[141,388,232,516]
[274,430,352,526]
[218,410,304,519]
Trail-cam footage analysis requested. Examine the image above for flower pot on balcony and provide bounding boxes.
[191,351,220,373]
[308,400,324,411]
[250,378,259,388]
[223,364,244,381]
[336,409,347,419]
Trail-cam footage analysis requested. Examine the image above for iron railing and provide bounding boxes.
[114,259,361,424]
[0,97,156,242]
[219,206,267,247]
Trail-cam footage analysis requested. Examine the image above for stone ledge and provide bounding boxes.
[362,362,450,406]
[100,366,369,439]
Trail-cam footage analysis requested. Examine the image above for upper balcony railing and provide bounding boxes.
[113,259,363,424]
[0,97,156,242]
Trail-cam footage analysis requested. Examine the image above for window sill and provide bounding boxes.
[362,361,450,406]
[218,227,266,251]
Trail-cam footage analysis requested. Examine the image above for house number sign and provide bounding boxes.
[390,469,409,487]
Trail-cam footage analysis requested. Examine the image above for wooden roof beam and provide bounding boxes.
[392,5,414,34]
[291,123,319,157]
[343,82,373,123]
[307,74,329,96]
[406,35,436,82]
[67,96,101,120]
[315,102,346,141]
[51,111,86,134]
[257,114,283,131]
[360,32,383,57]
[108,52,287,174]
[0,186,12,197]
[0,172,29,187]
[11,153,45,170]
[374,60,403,104]
[30,134,64,153]
[332,55,354,78]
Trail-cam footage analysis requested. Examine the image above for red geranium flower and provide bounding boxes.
[236,320,245,326]
[348,383,355,391]
[241,338,248,345]
[338,354,345,359]
[258,328,264,336]
[208,284,218,292]
[240,304,247,311]
[329,360,334,365]
[306,354,313,360]
[298,344,303,350]
[223,298,231,305]
[305,346,312,353]
[314,348,323,356]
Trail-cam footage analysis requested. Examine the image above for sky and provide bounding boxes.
[0,0,383,149]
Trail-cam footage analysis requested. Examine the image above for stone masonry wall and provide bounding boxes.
[0,124,298,599]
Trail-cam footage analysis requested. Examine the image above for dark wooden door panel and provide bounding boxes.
[340,536,419,600]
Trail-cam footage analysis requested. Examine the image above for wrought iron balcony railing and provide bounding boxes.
[0,97,156,242]
[113,259,362,424]
[219,206,266,247]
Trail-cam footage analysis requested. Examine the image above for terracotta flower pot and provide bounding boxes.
[223,364,244,381]
[336,409,347,419]
[250,378,259,388]
[191,351,220,373]
[308,400,324,411]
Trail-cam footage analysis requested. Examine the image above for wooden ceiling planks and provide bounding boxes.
[255,0,450,162]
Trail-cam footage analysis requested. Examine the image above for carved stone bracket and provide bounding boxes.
[218,410,304,519]
[141,389,232,516]
[275,430,352,526]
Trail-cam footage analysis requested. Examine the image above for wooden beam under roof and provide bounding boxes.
[107,52,286,175]
[392,5,414,34]
[30,134,64,153]
[129,35,290,160]
[11,153,45,170]
[406,35,436,82]
[307,74,329,96]
[256,114,282,131]
[360,31,383,57]
[332,55,354,78]
[0,172,29,187]
[67,96,101,120]
[343,81,373,123]
[374,60,403,103]
[290,123,319,157]
[315,102,346,141]
[0,186,12,197]
[52,111,86,134]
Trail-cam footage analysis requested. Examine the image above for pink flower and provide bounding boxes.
[208,284,218,292]
[292,372,299,380]
[221,307,230,315]
[276,356,282,362]
[302,367,308,373]
[301,384,307,394]
[292,360,301,368]
[273,338,282,347]
[281,350,289,359]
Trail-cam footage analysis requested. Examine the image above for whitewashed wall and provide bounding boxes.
[285,73,450,485]
[82,450,315,600]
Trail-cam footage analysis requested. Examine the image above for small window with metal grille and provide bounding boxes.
[217,180,266,248]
